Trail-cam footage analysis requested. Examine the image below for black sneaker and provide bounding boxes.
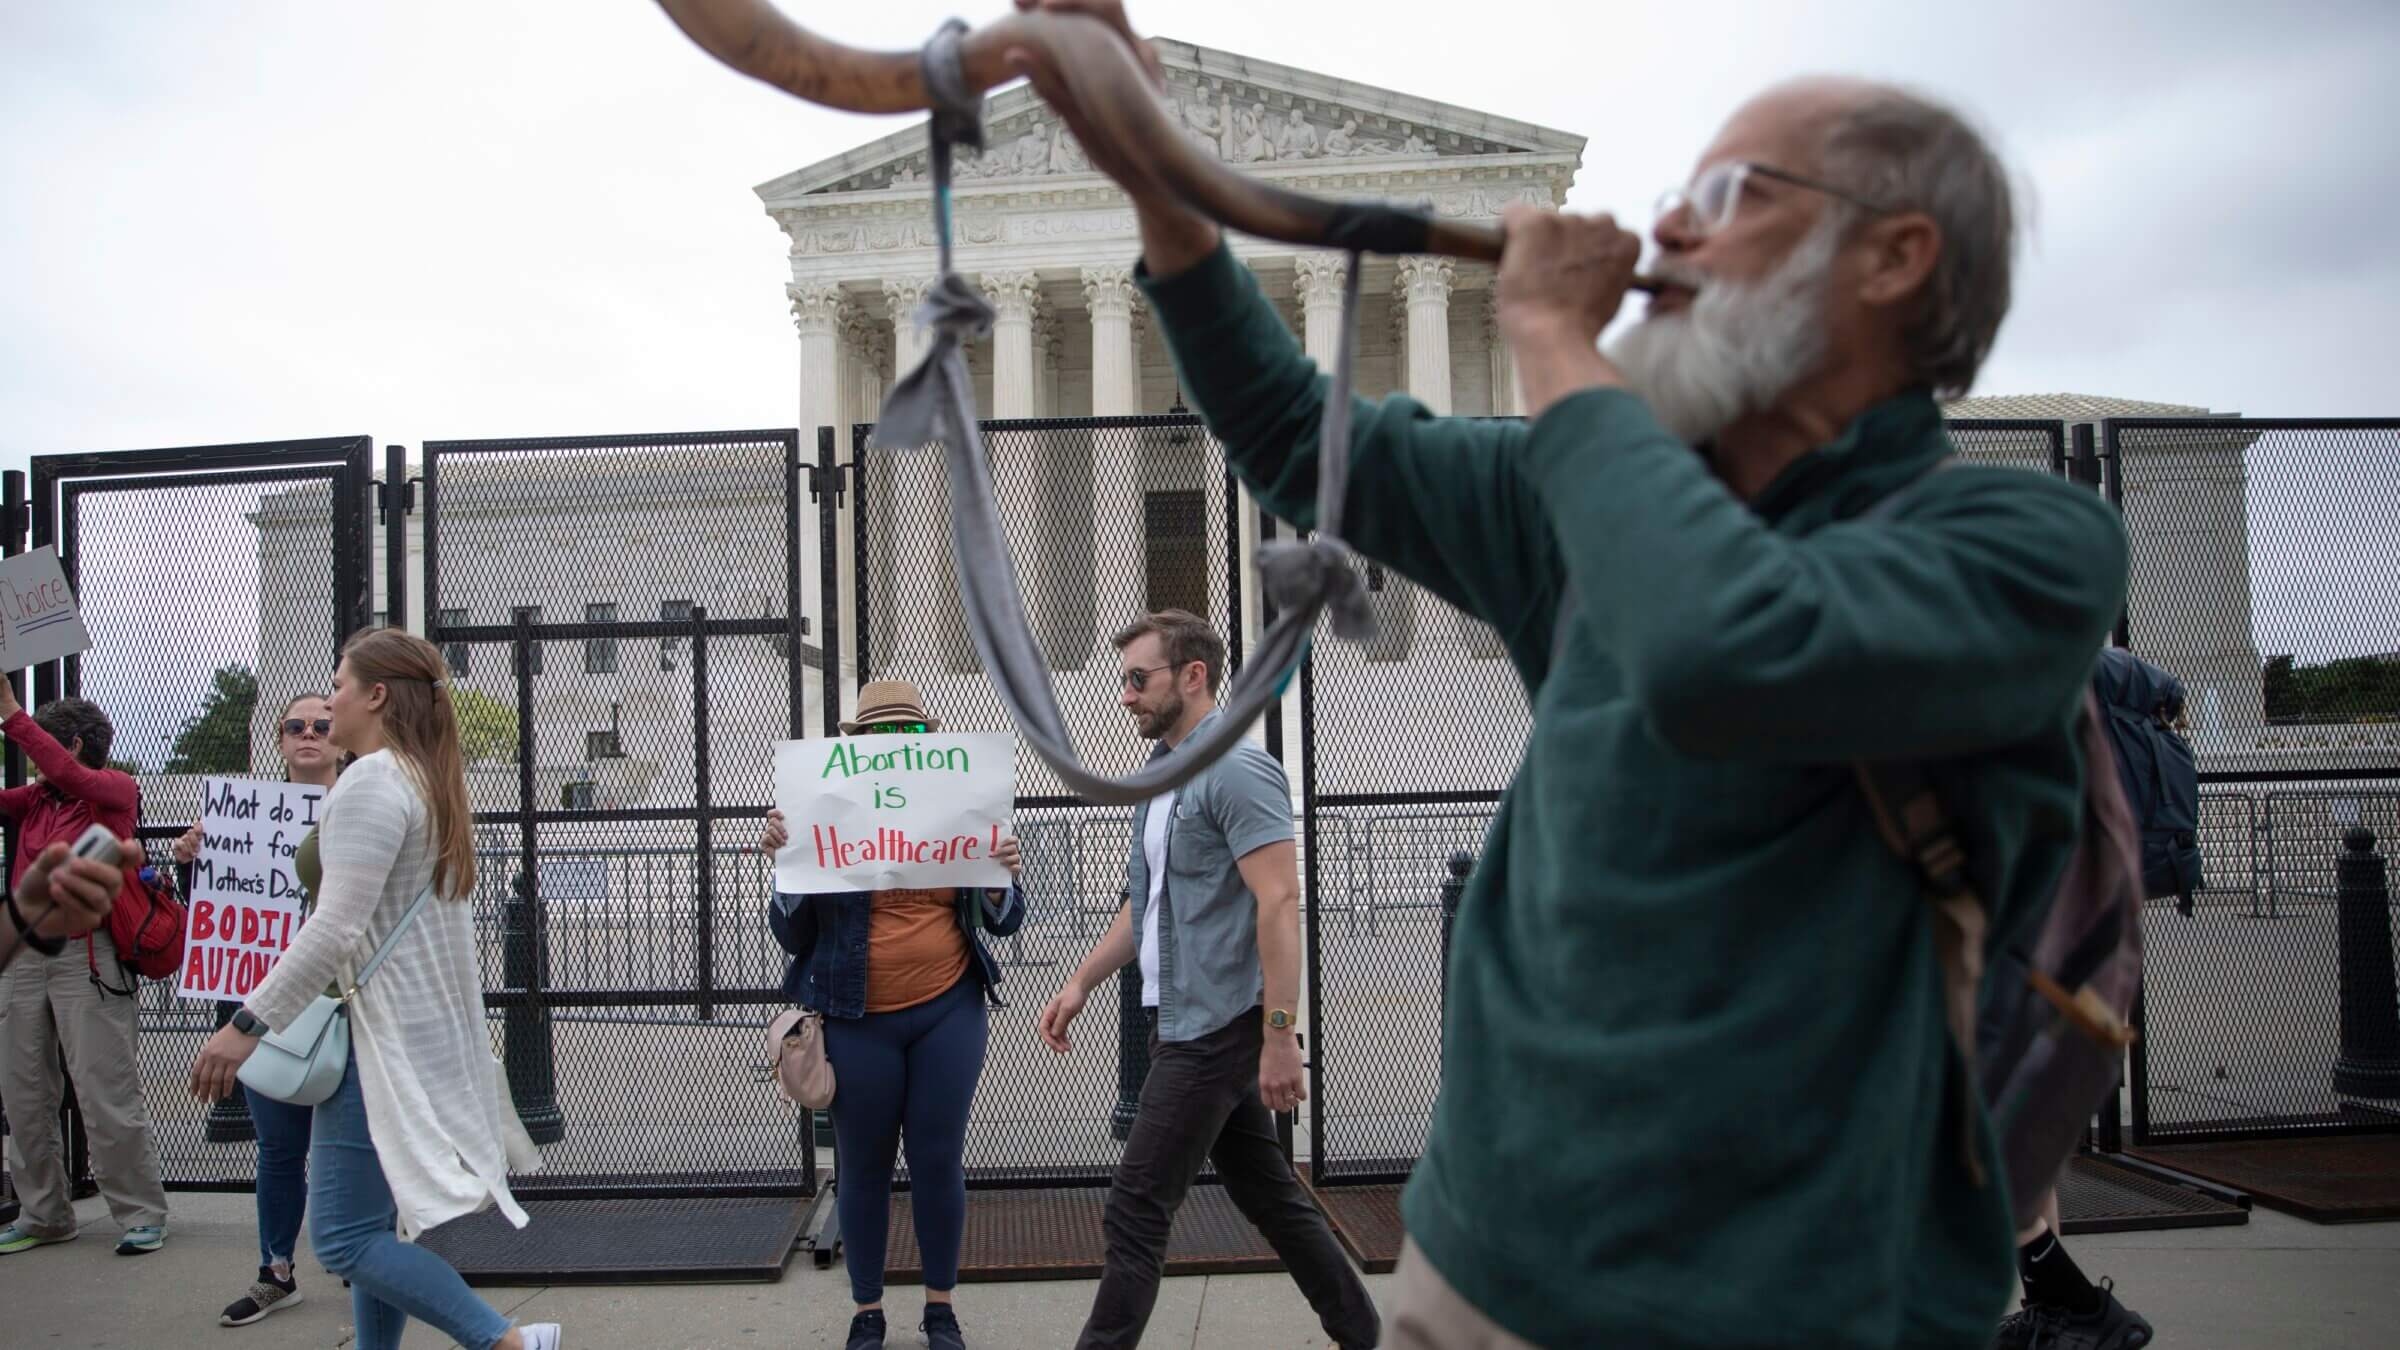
[1992,1280,2153,1350]
[220,1266,302,1327]
[922,1301,965,1350]
[845,1308,887,1350]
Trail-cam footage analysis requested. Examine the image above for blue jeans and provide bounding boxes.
[245,1085,310,1268]
[309,1057,512,1350]
[821,975,988,1305]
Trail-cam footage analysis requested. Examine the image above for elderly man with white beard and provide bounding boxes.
[1009,10,2128,1341]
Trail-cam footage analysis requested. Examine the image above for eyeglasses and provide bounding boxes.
[1654,160,1889,241]
[1118,664,1185,693]
[281,718,332,738]
[859,721,928,735]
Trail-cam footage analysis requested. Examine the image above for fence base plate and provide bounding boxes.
[884,1184,1284,1283]
[2127,1135,2400,1223]
[418,1197,808,1284]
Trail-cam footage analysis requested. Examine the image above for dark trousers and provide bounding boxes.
[820,976,988,1305]
[1077,1008,1380,1350]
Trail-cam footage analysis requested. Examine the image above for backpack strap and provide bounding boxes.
[1854,758,1990,1188]
[1852,452,1992,1181]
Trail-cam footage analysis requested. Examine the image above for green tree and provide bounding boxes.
[164,665,257,774]
[2262,655,2297,721]
[452,685,519,764]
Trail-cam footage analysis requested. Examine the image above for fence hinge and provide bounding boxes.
[805,460,845,508]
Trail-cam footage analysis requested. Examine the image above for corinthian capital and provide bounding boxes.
[1396,257,1456,309]
[1080,264,1139,318]
[880,275,933,323]
[787,280,845,336]
[1292,252,1351,310]
[981,270,1043,321]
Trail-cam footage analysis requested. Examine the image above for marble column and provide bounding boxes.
[1083,265,1145,651]
[1029,311,1056,419]
[881,275,935,377]
[790,281,846,682]
[1397,257,1456,414]
[1485,290,1520,417]
[874,274,960,670]
[1293,252,1350,367]
[984,270,1041,420]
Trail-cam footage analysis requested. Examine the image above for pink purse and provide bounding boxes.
[765,1008,835,1109]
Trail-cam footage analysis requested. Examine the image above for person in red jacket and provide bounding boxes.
[0,679,169,1257]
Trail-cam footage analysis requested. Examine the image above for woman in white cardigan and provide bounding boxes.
[189,629,558,1350]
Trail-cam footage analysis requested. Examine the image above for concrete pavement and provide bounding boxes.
[3,1189,2397,1347]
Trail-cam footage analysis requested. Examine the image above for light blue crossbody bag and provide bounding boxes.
[236,883,436,1106]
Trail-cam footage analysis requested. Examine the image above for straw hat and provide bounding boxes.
[839,679,941,734]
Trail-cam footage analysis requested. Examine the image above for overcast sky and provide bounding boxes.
[4,0,2397,471]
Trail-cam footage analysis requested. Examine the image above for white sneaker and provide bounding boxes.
[517,1324,563,1350]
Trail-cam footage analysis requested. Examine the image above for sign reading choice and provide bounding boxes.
[176,777,326,1002]
[0,547,92,674]
[772,732,1015,893]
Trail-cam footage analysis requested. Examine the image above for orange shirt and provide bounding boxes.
[865,888,971,1013]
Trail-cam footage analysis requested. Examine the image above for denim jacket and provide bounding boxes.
[767,884,1028,1018]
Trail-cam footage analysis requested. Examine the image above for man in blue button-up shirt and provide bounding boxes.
[1038,610,1377,1350]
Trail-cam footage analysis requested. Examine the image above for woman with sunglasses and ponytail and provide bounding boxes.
[760,679,1028,1350]
[186,630,558,1350]
[168,695,341,1328]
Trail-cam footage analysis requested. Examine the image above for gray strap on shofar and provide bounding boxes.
[871,19,1376,805]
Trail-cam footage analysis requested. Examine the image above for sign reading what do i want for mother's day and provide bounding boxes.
[773,733,1015,893]
[176,777,325,1001]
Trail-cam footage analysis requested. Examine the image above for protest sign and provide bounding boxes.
[772,732,1015,893]
[0,547,92,674]
[176,776,326,1002]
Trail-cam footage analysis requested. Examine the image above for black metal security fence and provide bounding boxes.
[0,439,374,1187]
[418,427,819,1195]
[2099,419,2400,1143]
[14,414,2399,1194]
[846,416,1257,1185]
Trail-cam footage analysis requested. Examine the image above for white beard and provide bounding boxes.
[1604,217,1842,445]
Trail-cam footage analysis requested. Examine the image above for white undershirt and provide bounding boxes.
[1139,788,1176,1007]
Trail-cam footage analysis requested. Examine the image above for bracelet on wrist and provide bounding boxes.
[5,887,66,957]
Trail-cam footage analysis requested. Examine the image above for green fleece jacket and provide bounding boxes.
[1138,244,2129,1349]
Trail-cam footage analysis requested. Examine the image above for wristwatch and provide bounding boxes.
[230,1007,266,1037]
[1265,1008,1295,1032]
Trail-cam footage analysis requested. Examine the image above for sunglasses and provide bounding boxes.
[860,721,928,735]
[281,718,333,738]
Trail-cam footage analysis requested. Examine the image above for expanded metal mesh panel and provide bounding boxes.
[1305,584,1526,801]
[2106,420,2400,777]
[852,418,1246,1183]
[1308,807,1489,1181]
[425,431,801,815]
[58,470,349,831]
[131,988,251,1185]
[25,441,365,1189]
[853,417,1239,799]
[1945,418,2066,476]
[2136,789,2400,1142]
[947,804,1138,1184]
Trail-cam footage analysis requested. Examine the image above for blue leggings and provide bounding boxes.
[821,976,988,1305]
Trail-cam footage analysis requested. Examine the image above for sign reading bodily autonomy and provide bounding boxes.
[0,548,92,673]
[773,733,1015,893]
[177,777,326,1001]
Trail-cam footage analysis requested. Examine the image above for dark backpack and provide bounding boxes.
[2092,648,2204,913]
[1852,457,2144,1222]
